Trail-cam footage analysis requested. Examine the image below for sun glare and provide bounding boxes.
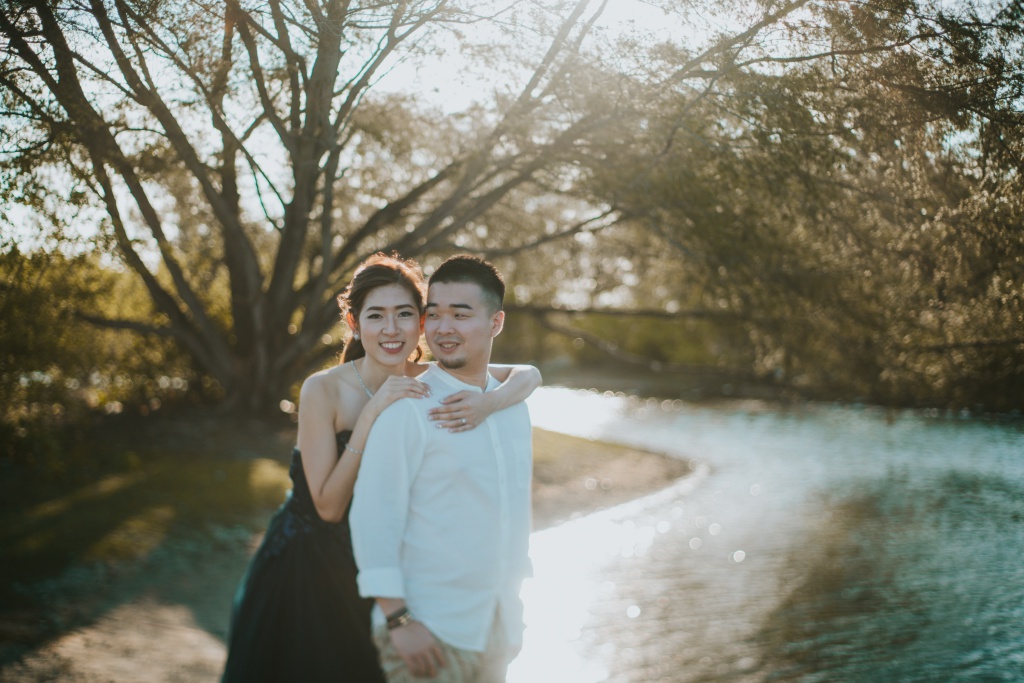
[509,450,709,681]
[377,0,708,113]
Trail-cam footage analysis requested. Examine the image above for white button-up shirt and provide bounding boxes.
[350,364,533,652]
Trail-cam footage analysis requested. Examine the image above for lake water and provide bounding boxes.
[509,387,1024,682]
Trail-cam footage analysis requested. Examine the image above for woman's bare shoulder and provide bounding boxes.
[300,365,365,430]
[301,364,348,398]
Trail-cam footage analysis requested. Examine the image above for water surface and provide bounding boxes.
[511,388,1024,682]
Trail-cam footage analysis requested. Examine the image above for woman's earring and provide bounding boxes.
[353,332,360,340]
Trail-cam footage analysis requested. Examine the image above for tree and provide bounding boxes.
[0,0,637,412]
[9,0,1017,414]
[0,235,195,464]
[548,0,1024,407]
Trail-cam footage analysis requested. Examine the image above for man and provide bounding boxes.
[350,255,533,682]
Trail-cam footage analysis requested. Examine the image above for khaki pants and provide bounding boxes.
[373,614,510,683]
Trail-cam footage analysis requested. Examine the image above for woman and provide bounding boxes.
[221,253,541,682]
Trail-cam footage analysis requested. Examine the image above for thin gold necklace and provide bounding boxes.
[350,360,374,398]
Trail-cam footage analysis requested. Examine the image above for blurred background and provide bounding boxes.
[1,0,1022,679]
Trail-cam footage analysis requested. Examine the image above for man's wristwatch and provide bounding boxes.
[386,606,413,630]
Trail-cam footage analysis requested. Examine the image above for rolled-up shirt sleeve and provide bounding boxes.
[350,399,425,599]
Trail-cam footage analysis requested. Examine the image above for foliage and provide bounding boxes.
[550,0,1024,409]
[0,240,197,469]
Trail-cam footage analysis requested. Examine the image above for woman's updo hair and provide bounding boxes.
[337,253,426,363]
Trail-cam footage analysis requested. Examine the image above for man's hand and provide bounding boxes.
[390,620,447,678]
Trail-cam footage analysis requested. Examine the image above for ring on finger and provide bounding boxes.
[461,417,467,426]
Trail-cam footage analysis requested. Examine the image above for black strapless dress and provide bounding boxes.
[221,431,385,683]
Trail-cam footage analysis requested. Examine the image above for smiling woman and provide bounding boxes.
[221,253,431,682]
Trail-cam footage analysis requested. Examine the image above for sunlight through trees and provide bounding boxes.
[2,0,1022,425]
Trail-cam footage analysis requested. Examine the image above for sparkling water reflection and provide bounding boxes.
[509,466,709,683]
[510,387,1024,682]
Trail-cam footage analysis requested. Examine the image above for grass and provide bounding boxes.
[1,451,292,604]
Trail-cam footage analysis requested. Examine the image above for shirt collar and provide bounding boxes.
[427,363,498,393]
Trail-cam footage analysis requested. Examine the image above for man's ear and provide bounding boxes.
[490,310,505,338]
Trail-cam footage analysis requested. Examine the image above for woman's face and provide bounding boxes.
[354,283,423,367]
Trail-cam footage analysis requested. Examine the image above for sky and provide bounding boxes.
[376,0,710,113]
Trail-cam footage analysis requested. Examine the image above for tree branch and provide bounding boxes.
[912,338,1024,352]
[115,2,289,218]
[267,0,306,134]
[109,0,266,341]
[75,312,172,337]
[526,308,733,374]
[232,4,295,151]
[324,157,461,285]
[508,304,744,321]
[479,208,626,258]
[666,0,813,85]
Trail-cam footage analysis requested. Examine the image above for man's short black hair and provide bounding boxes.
[428,255,505,312]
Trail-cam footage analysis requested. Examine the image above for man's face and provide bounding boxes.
[425,281,503,373]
